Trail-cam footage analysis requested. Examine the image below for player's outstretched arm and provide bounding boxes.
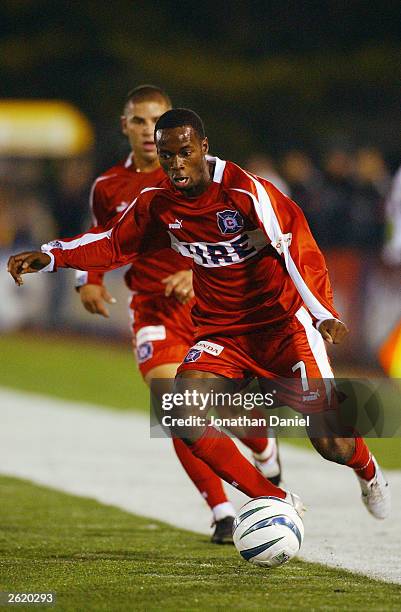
[7,251,51,286]
[318,319,349,344]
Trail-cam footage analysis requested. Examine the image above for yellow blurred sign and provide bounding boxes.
[0,100,94,157]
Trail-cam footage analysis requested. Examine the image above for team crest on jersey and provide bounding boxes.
[216,210,244,234]
[184,348,202,363]
[137,341,153,363]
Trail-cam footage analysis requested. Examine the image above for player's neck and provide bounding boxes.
[132,155,160,174]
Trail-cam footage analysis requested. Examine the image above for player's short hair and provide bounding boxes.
[154,108,205,139]
[123,85,172,112]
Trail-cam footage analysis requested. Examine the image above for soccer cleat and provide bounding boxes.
[211,515,235,544]
[253,429,282,486]
[284,491,306,518]
[357,456,391,520]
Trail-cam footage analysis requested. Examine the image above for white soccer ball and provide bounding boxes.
[233,496,304,567]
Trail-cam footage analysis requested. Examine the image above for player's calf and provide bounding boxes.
[308,435,355,464]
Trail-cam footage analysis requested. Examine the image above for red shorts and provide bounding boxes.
[177,306,334,412]
[130,293,195,377]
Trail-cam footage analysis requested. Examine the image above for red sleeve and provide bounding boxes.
[74,179,110,287]
[77,178,124,287]
[248,177,341,325]
[91,180,117,227]
[43,196,153,273]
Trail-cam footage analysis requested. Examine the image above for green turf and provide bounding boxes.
[0,475,400,612]
[0,332,148,411]
[0,332,400,470]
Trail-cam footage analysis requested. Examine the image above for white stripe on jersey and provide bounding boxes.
[168,229,268,267]
[233,176,335,326]
[41,229,113,272]
[295,306,334,403]
[295,307,333,379]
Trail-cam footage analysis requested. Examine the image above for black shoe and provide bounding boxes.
[211,516,235,544]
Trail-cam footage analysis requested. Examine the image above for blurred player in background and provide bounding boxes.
[75,86,280,542]
[10,108,391,521]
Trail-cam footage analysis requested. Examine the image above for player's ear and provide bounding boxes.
[202,137,209,155]
[120,115,128,136]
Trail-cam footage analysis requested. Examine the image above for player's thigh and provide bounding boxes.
[258,309,332,386]
[145,362,182,386]
[257,313,334,414]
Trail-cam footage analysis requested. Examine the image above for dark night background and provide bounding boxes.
[1,1,401,170]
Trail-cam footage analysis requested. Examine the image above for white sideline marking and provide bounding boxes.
[0,387,400,584]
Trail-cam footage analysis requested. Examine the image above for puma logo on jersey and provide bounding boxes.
[169,219,183,229]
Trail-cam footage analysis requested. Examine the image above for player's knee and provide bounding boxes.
[310,436,354,464]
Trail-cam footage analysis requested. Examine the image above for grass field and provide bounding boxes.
[0,331,400,469]
[1,475,401,612]
[1,331,401,610]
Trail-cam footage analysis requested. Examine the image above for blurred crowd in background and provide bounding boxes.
[0,142,399,366]
[1,2,400,366]
[0,145,395,254]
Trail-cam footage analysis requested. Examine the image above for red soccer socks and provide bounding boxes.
[172,437,228,509]
[189,426,285,498]
[346,436,376,481]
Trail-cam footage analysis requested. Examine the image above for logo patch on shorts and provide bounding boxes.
[302,389,320,402]
[194,340,224,356]
[184,348,202,363]
[216,210,244,234]
[137,341,153,363]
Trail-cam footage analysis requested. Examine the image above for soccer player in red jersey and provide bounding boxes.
[8,108,391,520]
[73,88,278,542]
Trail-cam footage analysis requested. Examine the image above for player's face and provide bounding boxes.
[156,126,210,196]
[121,98,170,166]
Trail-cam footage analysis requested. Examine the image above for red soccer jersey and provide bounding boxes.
[76,154,191,295]
[43,157,340,339]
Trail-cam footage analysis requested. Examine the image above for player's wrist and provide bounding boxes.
[38,250,55,272]
[315,317,343,330]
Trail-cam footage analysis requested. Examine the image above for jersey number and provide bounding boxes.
[292,360,309,392]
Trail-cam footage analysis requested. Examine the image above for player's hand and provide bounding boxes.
[79,284,116,318]
[7,251,51,286]
[318,319,349,344]
[162,270,194,304]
